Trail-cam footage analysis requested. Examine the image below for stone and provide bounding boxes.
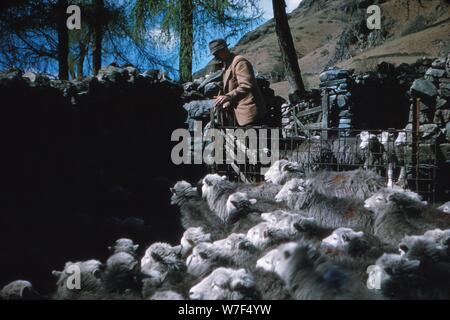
[197,70,223,93]
[339,118,352,124]
[338,123,352,129]
[141,69,160,80]
[410,79,438,100]
[447,53,450,73]
[446,122,450,141]
[320,68,351,83]
[436,97,449,109]
[431,58,446,69]
[97,64,128,82]
[22,72,51,86]
[337,95,348,108]
[409,101,432,112]
[183,99,215,120]
[439,82,450,98]
[420,123,439,139]
[408,111,432,124]
[339,110,353,117]
[433,109,450,124]
[439,143,450,160]
[417,57,434,67]
[203,82,221,98]
[425,68,446,78]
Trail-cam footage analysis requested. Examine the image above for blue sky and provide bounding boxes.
[193,0,302,73]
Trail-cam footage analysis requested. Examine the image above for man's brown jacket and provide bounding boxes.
[222,54,267,126]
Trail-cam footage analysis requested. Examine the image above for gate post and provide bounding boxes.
[321,89,329,140]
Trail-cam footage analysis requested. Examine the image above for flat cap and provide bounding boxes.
[209,39,228,55]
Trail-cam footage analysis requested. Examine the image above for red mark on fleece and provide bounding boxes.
[331,174,346,185]
[344,207,357,220]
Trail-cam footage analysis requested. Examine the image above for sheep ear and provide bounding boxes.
[221,175,227,180]
[133,244,139,251]
[52,270,62,277]
[354,231,364,238]
[170,187,175,194]
[249,199,257,205]
[107,246,113,252]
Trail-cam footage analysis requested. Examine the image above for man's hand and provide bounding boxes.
[214,95,231,108]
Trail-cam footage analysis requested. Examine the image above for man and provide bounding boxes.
[209,38,267,127]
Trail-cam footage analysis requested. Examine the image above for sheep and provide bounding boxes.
[108,238,139,258]
[320,228,397,282]
[141,242,193,299]
[376,131,408,188]
[224,192,263,228]
[259,210,332,242]
[186,242,232,278]
[276,183,374,233]
[212,233,259,268]
[274,242,377,300]
[141,242,184,277]
[0,280,40,300]
[170,180,222,237]
[51,260,105,300]
[264,159,304,185]
[201,174,282,223]
[189,267,261,300]
[438,201,450,214]
[180,227,212,258]
[284,136,334,173]
[364,188,450,245]
[345,131,383,169]
[260,210,306,236]
[103,252,141,294]
[321,228,395,258]
[149,290,184,300]
[186,233,258,278]
[369,240,450,300]
[246,222,292,250]
[300,169,385,201]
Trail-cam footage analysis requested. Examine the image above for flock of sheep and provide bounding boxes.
[1,132,450,300]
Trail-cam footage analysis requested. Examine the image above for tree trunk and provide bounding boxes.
[77,41,86,80]
[272,0,306,103]
[179,0,194,83]
[57,0,69,80]
[92,0,104,75]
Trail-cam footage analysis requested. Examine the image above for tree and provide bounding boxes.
[56,0,69,80]
[179,0,194,82]
[92,0,104,75]
[133,0,262,82]
[272,0,306,103]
